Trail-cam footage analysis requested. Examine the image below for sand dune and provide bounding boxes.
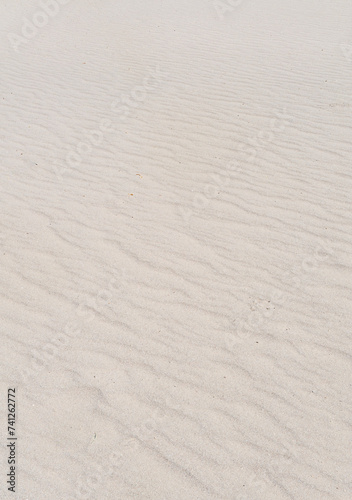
[1,1,351,498]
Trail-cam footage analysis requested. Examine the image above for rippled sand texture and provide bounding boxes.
[1,1,352,499]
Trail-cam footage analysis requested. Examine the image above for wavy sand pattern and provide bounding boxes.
[1,1,351,499]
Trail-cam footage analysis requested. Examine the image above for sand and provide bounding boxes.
[1,1,351,498]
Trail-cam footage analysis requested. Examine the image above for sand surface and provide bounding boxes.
[1,1,352,499]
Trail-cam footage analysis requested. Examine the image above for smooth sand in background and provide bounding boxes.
[1,1,351,498]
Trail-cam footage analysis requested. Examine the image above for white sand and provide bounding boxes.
[1,1,351,498]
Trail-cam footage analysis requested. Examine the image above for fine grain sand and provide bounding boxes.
[1,1,352,499]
